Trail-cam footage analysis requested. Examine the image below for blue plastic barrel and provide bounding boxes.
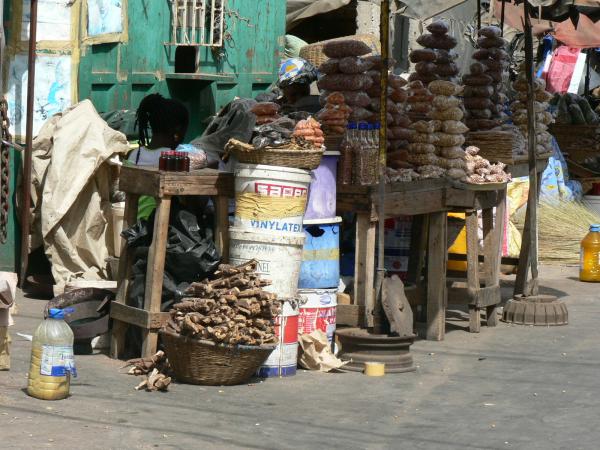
[299,217,341,289]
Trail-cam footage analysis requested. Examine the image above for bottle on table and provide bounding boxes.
[580,224,600,282]
[339,121,357,185]
[27,308,76,400]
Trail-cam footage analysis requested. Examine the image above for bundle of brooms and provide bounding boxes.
[539,200,600,264]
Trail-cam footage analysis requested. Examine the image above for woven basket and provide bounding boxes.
[226,139,324,170]
[299,34,381,67]
[549,123,600,163]
[465,130,526,164]
[161,330,275,386]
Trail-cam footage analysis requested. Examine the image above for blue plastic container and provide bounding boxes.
[299,217,341,289]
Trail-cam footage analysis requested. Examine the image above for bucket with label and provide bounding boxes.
[234,163,311,234]
[297,288,337,342]
[299,217,341,289]
[384,216,412,280]
[304,151,340,221]
[256,300,299,377]
[229,228,305,299]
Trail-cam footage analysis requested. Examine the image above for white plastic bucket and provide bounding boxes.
[228,228,305,299]
[234,163,311,234]
[584,195,600,217]
[257,300,299,377]
[298,288,337,342]
[111,202,125,257]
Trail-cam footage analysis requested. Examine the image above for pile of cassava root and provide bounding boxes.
[165,260,280,346]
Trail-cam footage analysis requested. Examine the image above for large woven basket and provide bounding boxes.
[549,123,600,163]
[299,34,381,67]
[161,330,275,386]
[465,130,526,164]
[226,139,324,170]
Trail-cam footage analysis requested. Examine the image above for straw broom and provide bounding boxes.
[538,201,600,264]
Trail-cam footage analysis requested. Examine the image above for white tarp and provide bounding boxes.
[29,100,129,287]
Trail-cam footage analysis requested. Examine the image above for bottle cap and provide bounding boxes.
[590,224,600,232]
[348,121,357,129]
[367,123,374,130]
[358,122,368,130]
[49,308,65,319]
[374,122,381,130]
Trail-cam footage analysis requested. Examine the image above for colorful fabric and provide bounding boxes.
[540,137,582,202]
[278,57,317,88]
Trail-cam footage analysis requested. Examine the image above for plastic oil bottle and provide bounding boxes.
[27,308,76,400]
[580,224,600,282]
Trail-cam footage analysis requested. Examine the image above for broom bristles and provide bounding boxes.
[538,200,600,264]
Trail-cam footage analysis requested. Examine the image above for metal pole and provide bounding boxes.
[19,0,38,286]
[523,1,539,296]
[374,0,390,334]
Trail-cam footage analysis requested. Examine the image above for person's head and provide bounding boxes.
[277,58,317,104]
[136,93,189,149]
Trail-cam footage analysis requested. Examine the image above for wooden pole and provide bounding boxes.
[523,1,539,296]
[500,0,506,36]
[19,0,38,286]
[477,0,481,30]
[374,0,390,334]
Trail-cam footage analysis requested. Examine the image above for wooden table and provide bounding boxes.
[110,166,233,358]
[336,179,507,341]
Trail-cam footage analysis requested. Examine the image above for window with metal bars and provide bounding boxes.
[166,0,225,47]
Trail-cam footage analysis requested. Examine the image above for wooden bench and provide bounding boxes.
[110,166,233,358]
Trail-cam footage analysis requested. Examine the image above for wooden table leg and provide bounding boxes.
[408,215,428,323]
[110,193,139,359]
[426,211,447,340]
[483,190,506,327]
[466,210,481,333]
[141,196,172,357]
[214,195,230,263]
[354,212,376,329]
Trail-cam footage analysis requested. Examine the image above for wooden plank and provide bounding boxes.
[447,285,500,307]
[426,211,447,341]
[142,196,172,356]
[111,192,139,359]
[110,302,171,330]
[214,195,230,263]
[336,304,364,327]
[383,189,446,217]
[364,218,377,329]
[466,211,481,333]
[445,188,475,208]
[119,167,162,197]
[485,191,506,326]
[354,213,369,309]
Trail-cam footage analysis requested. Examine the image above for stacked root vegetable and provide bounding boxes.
[511,69,555,156]
[292,117,325,148]
[317,92,352,136]
[317,40,375,125]
[428,80,470,181]
[405,81,445,179]
[250,102,281,125]
[463,26,509,131]
[165,260,280,346]
[409,20,459,87]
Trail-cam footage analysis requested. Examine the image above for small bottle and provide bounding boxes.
[27,308,76,400]
[339,122,356,185]
[183,153,190,172]
[355,122,369,185]
[580,224,600,282]
[175,152,184,172]
[166,151,177,172]
[158,152,168,171]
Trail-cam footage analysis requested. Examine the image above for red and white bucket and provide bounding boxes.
[297,288,337,342]
[256,300,299,377]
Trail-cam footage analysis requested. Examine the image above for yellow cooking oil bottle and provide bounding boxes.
[580,224,600,282]
[27,308,76,400]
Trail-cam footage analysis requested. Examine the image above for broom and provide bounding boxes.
[538,201,600,264]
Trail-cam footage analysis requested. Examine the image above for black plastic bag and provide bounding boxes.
[252,117,296,149]
[122,201,221,310]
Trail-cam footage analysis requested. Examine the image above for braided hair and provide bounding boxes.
[135,93,189,149]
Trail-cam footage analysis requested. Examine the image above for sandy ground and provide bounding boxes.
[0,265,597,450]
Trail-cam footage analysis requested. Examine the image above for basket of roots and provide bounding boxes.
[160,260,279,386]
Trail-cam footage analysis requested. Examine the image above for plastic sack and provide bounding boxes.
[122,200,221,311]
[252,117,296,149]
